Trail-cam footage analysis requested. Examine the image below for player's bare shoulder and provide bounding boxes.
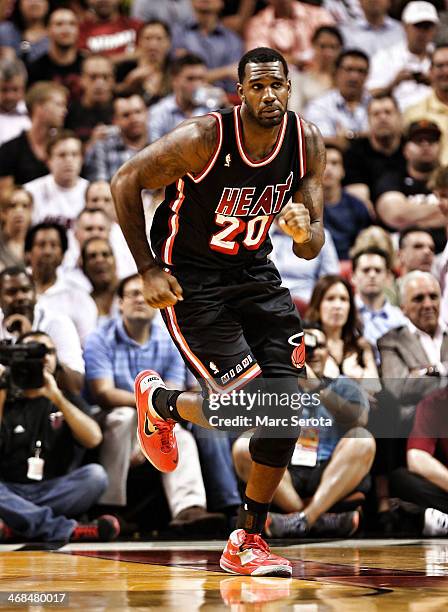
[300,118,326,175]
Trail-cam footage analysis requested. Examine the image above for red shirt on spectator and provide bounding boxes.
[407,388,448,464]
[78,16,142,57]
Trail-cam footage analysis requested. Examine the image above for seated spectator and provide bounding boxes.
[25,129,88,229]
[245,0,334,68]
[27,8,83,101]
[350,225,398,304]
[0,266,85,393]
[343,94,406,207]
[0,330,119,543]
[304,49,370,150]
[84,94,148,182]
[378,271,448,434]
[233,324,375,538]
[367,1,438,111]
[352,247,407,360]
[340,0,404,59]
[289,25,343,115]
[0,0,49,63]
[390,388,448,536]
[0,81,68,192]
[81,237,119,321]
[65,54,114,147]
[428,167,448,325]
[148,54,221,143]
[63,206,110,281]
[78,0,142,61]
[398,227,435,275]
[25,222,97,345]
[0,57,31,146]
[115,20,172,107]
[305,275,380,392]
[404,44,448,165]
[322,145,372,260]
[131,0,193,27]
[269,220,339,304]
[0,186,33,271]
[171,0,243,93]
[84,274,228,534]
[376,120,447,252]
[84,181,137,278]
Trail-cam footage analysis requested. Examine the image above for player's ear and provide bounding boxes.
[287,80,291,98]
[236,83,244,102]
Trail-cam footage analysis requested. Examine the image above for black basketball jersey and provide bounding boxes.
[150,105,307,270]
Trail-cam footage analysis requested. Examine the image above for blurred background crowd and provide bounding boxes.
[0,0,447,544]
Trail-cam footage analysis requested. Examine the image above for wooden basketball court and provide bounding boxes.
[1,539,448,609]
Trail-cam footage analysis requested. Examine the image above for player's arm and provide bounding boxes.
[111,115,218,308]
[278,121,325,260]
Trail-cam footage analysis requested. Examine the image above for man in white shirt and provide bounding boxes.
[25,130,88,229]
[368,1,439,111]
[0,266,85,393]
[0,57,31,146]
[25,222,97,346]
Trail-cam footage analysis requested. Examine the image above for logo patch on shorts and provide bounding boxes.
[290,336,305,369]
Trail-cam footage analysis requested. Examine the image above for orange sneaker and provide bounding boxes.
[134,370,178,473]
[220,529,292,577]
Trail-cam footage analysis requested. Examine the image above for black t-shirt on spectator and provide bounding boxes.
[376,171,446,253]
[0,131,48,184]
[0,392,90,483]
[27,52,84,100]
[343,137,406,203]
[65,100,114,143]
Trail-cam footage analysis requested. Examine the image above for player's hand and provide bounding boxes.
[141,267,183,309]
[278,202,312,244]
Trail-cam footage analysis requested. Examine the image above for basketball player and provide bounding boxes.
[111,47,325,577]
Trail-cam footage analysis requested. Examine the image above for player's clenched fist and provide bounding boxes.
[141,267,183,308]
[278,201,312,244]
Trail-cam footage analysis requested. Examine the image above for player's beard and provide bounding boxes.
[245,99,286,128]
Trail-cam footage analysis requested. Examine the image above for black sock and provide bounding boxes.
[236,496,270,534]
[153,388,183,422]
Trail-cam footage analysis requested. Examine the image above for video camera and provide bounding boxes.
[0,341,48,394]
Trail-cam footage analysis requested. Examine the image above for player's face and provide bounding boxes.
[238,61,290,128]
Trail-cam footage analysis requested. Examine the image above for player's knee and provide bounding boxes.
[232,435,252,480]
[249,434,297,469]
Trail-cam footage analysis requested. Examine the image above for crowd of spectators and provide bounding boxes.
[0,0,448,543]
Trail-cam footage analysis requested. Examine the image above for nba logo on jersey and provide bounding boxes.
[224,154,231,167]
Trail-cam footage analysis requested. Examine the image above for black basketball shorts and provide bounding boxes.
[161,259,305,394]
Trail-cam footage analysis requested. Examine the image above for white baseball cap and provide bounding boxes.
[402,1,439,25]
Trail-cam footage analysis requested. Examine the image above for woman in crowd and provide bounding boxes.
[305,275,380,391]
[0,185,33,271]
[289,25,343,114]
[0,0,50,63]
[115,20,172,107]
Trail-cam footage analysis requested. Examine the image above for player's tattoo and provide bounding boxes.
[292,120,325,259]
[130,115,218,190]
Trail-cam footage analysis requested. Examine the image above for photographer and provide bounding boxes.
[0,266,84,394]
[0,331,119,543]
[232,324,376,538]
